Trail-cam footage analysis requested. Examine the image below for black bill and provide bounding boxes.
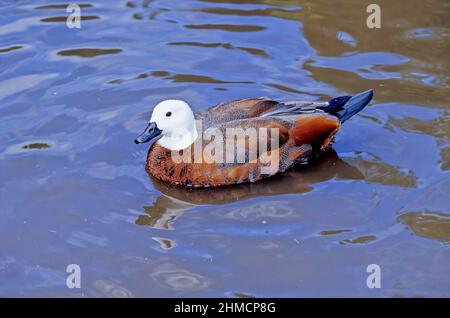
[134,122,163,144]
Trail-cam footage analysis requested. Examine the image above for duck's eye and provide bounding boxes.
[166,112,172,117]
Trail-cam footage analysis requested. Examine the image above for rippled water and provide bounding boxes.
[0,0,449,297]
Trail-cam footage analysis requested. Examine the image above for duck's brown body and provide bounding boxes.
[144,94,371,187]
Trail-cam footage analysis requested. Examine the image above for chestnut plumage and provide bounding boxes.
[136,90,373,187]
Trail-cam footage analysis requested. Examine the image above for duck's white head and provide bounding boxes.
[135,99,198,151]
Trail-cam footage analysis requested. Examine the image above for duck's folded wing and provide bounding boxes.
[200,98,280,124]
[217,117,291,154]
[192,117,295,185]
[259,100,329,118]
[213,112,340,154]
[200,97,351,125]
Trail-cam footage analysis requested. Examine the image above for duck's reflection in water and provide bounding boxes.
[398,211,450,244]
[135,149,416,230]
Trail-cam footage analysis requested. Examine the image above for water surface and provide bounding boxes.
[0,0,449,297]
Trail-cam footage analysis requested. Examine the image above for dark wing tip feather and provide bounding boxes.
[320,89,373,122]
[336,89,373,123]
[321,95,352,114]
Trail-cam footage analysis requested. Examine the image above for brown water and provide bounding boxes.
[0,0,449,297]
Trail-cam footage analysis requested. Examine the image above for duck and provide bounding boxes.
[135,89,373,187]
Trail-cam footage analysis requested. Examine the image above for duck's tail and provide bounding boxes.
[322,89,373,123]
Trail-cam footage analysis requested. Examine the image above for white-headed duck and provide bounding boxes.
[135,90,373,187]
